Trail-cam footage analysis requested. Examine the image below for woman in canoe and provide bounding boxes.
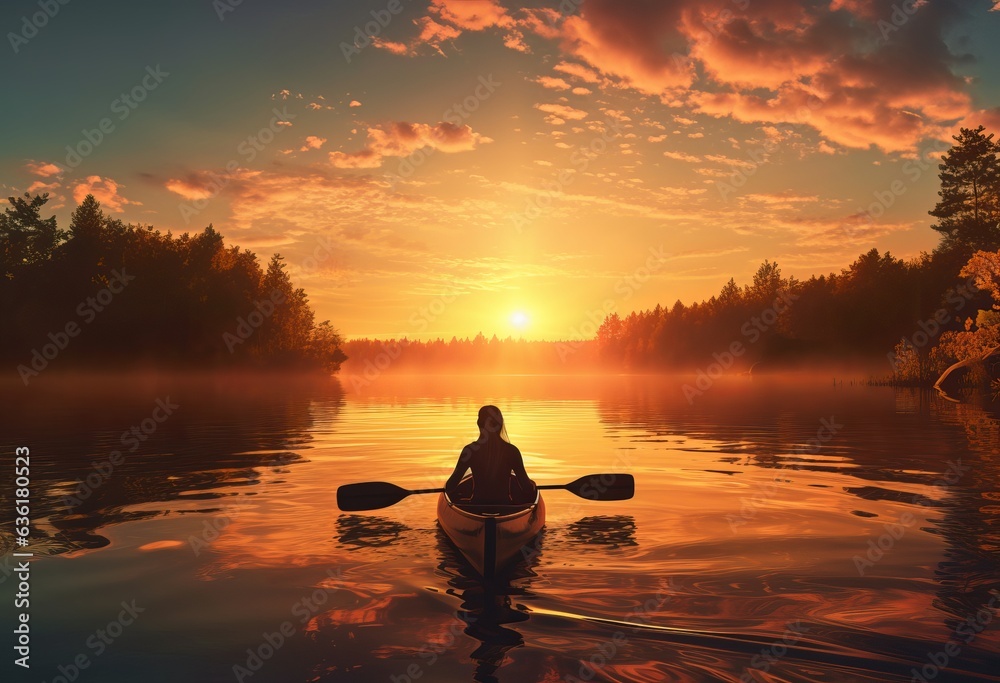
[445,405,537,505]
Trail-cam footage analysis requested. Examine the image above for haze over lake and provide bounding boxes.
[3,373,998,683]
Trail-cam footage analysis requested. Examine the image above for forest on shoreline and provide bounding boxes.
[344,126,1000,385]
[6,126,1000,386]
[1,194,346,385]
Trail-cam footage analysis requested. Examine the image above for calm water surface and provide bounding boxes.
[1,373,999,682]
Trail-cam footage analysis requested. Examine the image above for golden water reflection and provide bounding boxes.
[4,374,1000,682]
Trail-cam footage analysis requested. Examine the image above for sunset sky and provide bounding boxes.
[4,0,1000,340]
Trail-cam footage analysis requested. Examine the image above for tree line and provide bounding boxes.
[0,193,346,383]
[343,334,598,375]
[8,126,999,382]
[591,125,1000,380]
[342,126,1000,381]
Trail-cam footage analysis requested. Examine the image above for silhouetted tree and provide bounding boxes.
[745,260,786,305]
[930,126,1000,252]
[260,254,314,360]
[68,194,106,242]
[309,321,347,372]
[0,192,65,278]
[2,194,345,376]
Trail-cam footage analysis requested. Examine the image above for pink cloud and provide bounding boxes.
[164,170,263,201]
[371,38,410,55]
[742,192,819,205]
[431,0,513,30]
[26,161,63,177]
[300,135,327,151]
[72,176,140,212]
[165,178,215,201]
[417,15,464,47]
[530,0,977,152]
[552,61,603,84]
[373,17,461,56]
[536,76,571,90]
[555,2,693,94]
[663,151,701,163]
[349,100,362,108]
[328,148,383,169]
[329,121,492,168]
[534,103,588,120]
[953,108,1000,136]
[515,8,562,40]
[27,180,60,194]
[691,81,956,152]
[373,0,523,56]
[369,0,982,154]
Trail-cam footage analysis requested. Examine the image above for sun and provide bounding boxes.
[510,311,529,329]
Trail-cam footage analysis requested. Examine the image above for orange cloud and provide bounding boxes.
[417,15,464,49]
[373,0,523,56]
[373,17,461,57]
[534,103,587,120]
[431,0,512,31]
[25,161,63,177]
[366,0,985,153]
[558,6,693,94]
[26,180,60,194]
[72,176,140,212]
[165,178,215,201]
[536,76,571,90]
[371,38,410,55]
[300,135,327,151]
[663,151,700,163]
[329,121,492,168]
[163,169,263,201]
[525,0,978,153]
[552,61,603,84]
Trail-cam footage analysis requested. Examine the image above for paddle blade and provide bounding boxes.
[337,482,412,511]
[562,473,635,501]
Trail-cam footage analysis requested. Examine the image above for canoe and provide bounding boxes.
[437,474,545,579]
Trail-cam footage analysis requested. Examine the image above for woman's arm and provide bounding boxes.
[445,446,472,497]
[510,446,536,501]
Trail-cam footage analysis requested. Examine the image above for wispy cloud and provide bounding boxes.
[329,121,492,168]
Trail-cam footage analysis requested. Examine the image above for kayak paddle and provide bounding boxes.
[337,473,634,512]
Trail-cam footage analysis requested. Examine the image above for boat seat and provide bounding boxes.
[453,502,532,515]
[450,473,536,514]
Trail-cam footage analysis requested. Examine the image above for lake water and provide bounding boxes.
[2,373,999,683]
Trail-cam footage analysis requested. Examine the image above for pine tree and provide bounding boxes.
[260,254,313,360]
[930,125,1000,251]
[0,192,65,278]
[718,277,742,308]
[69,194,106,242]
[745,260,784,304]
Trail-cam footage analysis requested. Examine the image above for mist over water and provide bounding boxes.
[2,372,999,682]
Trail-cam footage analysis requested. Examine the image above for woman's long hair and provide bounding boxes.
[477,405,510,479]
[478,405,509,442]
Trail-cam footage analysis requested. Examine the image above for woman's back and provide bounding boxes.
[445,405,537,505]
[464,438,521,503]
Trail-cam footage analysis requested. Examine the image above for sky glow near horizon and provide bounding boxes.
[3,0,1000,340]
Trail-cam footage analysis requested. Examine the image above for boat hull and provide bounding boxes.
[437,476,545,579]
